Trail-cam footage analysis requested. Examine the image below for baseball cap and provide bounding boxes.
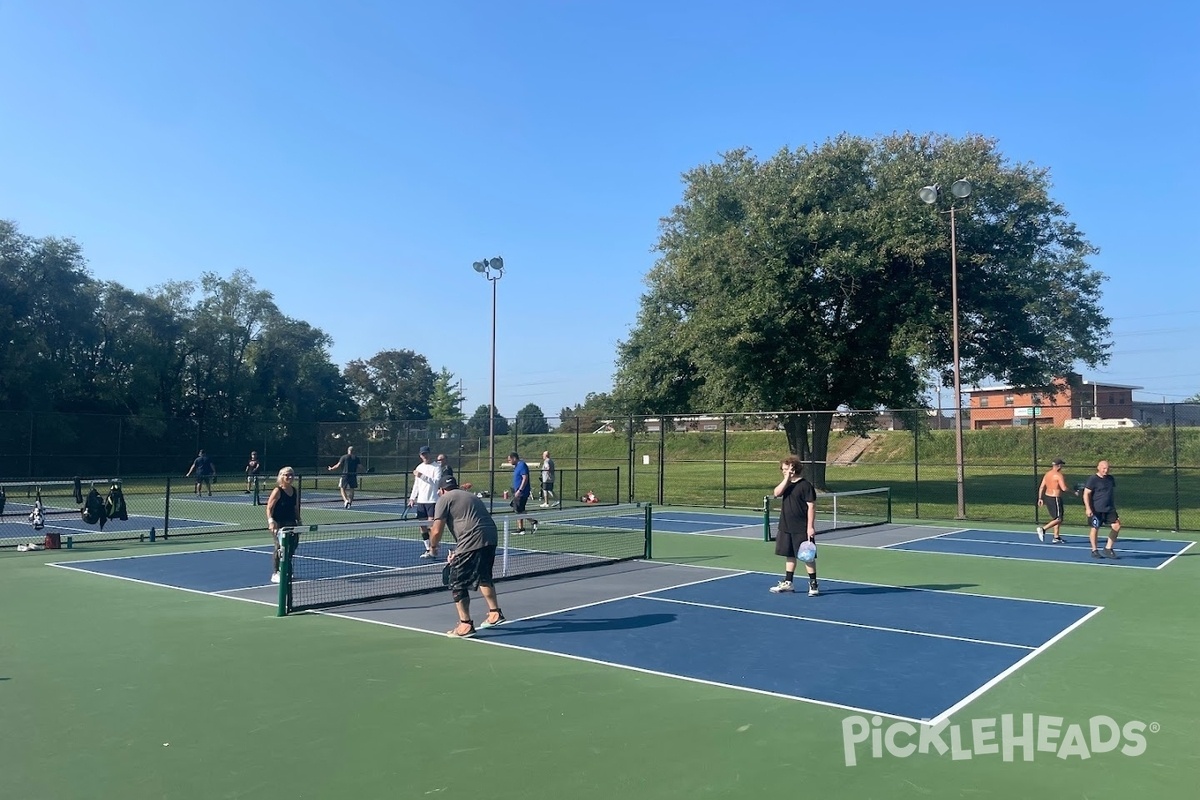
[439,474,459,491]
[419,446,431,455]
[1052,458,1066,466]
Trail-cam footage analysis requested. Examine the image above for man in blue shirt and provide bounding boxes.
[507,451,538,534]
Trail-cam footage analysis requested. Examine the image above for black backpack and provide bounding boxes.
[82,487,104,525]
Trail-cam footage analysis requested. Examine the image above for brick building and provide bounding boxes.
[967,375,1142,429]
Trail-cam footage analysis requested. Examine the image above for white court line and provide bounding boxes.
[922,533,1187,557]
[884,528,972,547]
[311,608,933,725]
[1154,538,1196,569]
[636,594,1035,650]
[928,605,1106,725]
[47,561,277,606]
[877,544,1165,570]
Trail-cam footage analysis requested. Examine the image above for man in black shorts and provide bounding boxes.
[429,474,505,638]
[1036,458,1076,543]
[328,445,361,508]
[1083,460,1121,559]
[769,454,819,596]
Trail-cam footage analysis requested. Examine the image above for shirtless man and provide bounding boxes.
[1036,458,1077,543]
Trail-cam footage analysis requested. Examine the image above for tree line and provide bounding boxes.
[0,219,565,442]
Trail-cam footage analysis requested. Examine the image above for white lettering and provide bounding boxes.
[870,716,884,759]
[841,716,870,767]
[1057,723,1091,760]
[1089,716,1120,754]
[950,725,973,760]
[1037,715,1063,753]
[918,719,951,755]
[1001,714,1035,762]
[972,717,998,756]
[1121,721,1148,757]
[884,722,918,758]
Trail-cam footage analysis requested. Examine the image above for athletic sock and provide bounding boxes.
[785,570,795,583]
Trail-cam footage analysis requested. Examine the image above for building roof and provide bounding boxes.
[969,378,1143,394]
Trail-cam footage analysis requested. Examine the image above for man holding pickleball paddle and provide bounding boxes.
[769,454,820,597]
[428,473,506,638]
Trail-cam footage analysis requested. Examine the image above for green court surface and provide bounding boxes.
[2,521,1197,799]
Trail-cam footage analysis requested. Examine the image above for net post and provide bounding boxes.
[163,476,171,540]
[502,518,510,577]
[277,528,295,617]
[886,487,893,524]
[643,503,652,559]
[763,495,772,541]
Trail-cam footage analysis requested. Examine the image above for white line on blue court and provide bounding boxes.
[928,604,1106,725]
[882,543,1178,570]
[47,561,277,606]
[636,594,1037,650]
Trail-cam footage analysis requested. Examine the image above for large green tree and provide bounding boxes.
[515,403,549,435]
[615,133,1110,487]
[343,349,435,421]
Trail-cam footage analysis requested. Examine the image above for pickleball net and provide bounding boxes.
[0,479,85,519]
[763,486,892,540]
[279,502,651,613]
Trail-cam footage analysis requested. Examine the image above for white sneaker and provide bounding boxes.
[540,502,550,508]
[808,583,820,597]
[270,572,280,584]
[1036,526,1045,542]
[769,580,794,593]
[419,550,437,560]
[532,521,539,533]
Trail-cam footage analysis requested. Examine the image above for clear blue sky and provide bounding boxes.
[2,1,1197,416]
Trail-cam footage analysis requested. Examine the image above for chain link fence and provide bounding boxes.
[4,404,1199,531]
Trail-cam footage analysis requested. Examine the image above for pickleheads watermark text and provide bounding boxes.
[841,714,1157,766]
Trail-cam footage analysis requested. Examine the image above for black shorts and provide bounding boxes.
[774,529,815,559]
[510,493,530,514]
[1091,510,1119,527]
[414,502,436,521]
[541,480,555,492]
[339,474,358,490]
[1042,495,1063,521]
[449,544,497,592]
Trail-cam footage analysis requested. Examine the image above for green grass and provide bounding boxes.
[3,520,1198,799]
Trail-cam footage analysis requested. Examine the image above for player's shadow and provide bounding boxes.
[484,612,676,637]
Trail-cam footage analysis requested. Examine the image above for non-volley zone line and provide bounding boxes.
[466,570,1101,723]
[884,527,1194,569]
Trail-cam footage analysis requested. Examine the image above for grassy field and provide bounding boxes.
[515,426,1200,531]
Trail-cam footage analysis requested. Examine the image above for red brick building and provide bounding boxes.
[967,375,1142,429]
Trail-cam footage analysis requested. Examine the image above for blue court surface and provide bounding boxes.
[887,528,1194,569]
[52,545,1100,723]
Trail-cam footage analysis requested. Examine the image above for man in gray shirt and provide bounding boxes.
[429,474,505,637]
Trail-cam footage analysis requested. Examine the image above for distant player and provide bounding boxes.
[1083,460,1121,559]
[507,452,537,534]
[539,450,557,508]
[328,445,361,508]
[769,455,819,596]
[185,450,215,496]
[1035,458,1075,544]
[245,451,262,494]
[409,446,441,558]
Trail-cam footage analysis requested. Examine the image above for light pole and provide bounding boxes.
[472,257,504,512]
[919,179,972,519]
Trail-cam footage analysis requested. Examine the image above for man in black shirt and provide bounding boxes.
[770,455,819,596]
[328,446,361,509]
[1083,460,1121,559]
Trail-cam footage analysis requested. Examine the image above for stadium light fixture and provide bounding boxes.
[474,257,505,510]
[920,179,972,519]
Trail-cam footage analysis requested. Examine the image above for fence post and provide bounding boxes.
[1172,404,1181,531]
[913,423,920,519]
[1032,410,1040,526]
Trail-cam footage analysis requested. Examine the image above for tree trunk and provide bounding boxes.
[782,412,833,490]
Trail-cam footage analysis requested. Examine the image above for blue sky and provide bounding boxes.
[2,1,1197,417]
